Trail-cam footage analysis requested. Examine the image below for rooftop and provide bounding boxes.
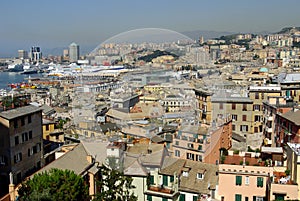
[0,105,42,120]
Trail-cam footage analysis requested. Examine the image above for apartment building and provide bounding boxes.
[194,88,213,125]
[248,85,281,134]
[286,142,300,199]
[262,96,294,147]
[274,108,300,146]
[218,164,298,201]
[172,120,232,165]
[211,94,253,135]
[0,105,43,196]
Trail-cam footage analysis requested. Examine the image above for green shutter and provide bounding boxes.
[179,194,186,201]
[235,194,242,201]
[163,175,168,186]
[193,195,198,201]
[253,196,256,201]
[257,177,263,187]
[150,175,154,185]
[170,176,174,182]
[236,176,242,185]
[147,195,152,201]
[162,198,168,201]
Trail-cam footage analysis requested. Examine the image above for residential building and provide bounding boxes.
[274,108,300,146]
[262,96,294,147]
[0,105,43,196]
[286,142,300,199]
[248,85,281,134]
[218,164,298,201]
[172,120,232,165]
[145,157,218,201]
[194,88,213,124]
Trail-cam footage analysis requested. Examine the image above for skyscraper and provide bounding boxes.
[18,50,28,59]
[69,42,79,63]
[30,46,42,62]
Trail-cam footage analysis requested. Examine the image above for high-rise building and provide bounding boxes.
[69,42,79,63]
[18,50,28,59]
[30,46,42,62]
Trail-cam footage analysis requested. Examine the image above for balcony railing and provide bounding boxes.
[145,185,179,199]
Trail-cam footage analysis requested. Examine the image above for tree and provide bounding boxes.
[94,164,137,201]
[17,168,90,201]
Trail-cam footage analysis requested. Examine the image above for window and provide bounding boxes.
[28,148,33,157]
[253,105,260,111]
[29,131,32,139]
[188,143,194,149]
[15,136,19,145]
[240,125,248,132]
[170,176,174,183]
[197,173,204,180]
[235,194,242,201]
[14,153,22,163]
[243,104,247,111]
[187,153,194,160]
[175,141,179,145]
[162,175,168,186]
[232,103,236,110]
[253,196,264,201]
[255,92,259,99]
[219,103,224,110]
[232,115,237,121]
[45,124,49,131]
[257,177,263,187]
[254,115,261,122]
[193,196,198,201]
[179,194,185,201]
[245,176,249,185]
[21,117,25,126]
[232,124,235,131]
[149,175,154,185]
[14,119,18,128]
[28,115,32,123]
[196,155,202,162]
[236,176,242,185]
[37,143,41,152]
[182,171,189,177]
[0,155,6,165]
[175,150,180,157]
[242,115,247,121]
[254,127,258,133]
[198,145,202,151]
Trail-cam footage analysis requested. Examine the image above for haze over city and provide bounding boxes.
[1,0,300,57]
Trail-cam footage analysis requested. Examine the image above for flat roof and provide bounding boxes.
[0,105,42,120]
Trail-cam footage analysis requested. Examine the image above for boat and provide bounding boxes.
[7,64,23,72]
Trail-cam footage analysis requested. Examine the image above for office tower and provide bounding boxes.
[69,42,79,63]
[30,46,42,62]
[18,50,28,59]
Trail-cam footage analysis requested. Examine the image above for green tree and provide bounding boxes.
[17,168,90,201]
[94,164,137,201]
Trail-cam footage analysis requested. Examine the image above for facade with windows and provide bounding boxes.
[145,157,218,201]
[211,95,253,136]
[172,121,232,165]
[249,85,281,134]
[0,105,43,197]
[218,164,270,201]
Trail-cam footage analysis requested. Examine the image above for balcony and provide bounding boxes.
[145,185,179,199]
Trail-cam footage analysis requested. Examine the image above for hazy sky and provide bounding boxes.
[1,0,300,57]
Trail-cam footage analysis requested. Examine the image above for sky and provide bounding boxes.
[1,0,300,57]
